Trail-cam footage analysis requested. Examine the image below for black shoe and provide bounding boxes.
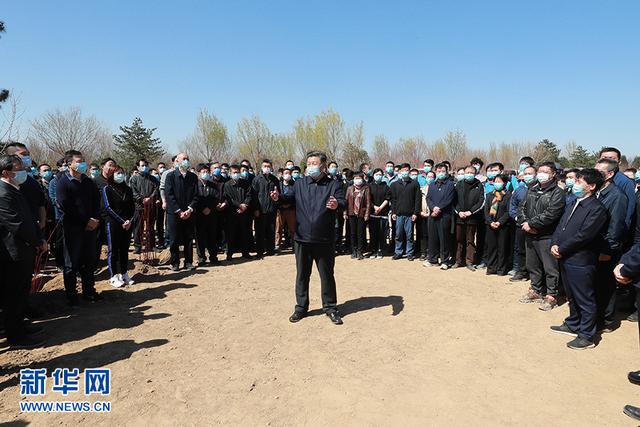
[327,311,343,325]
[351,251,357,259]
[68,296,80,307]
[628,371,640,386]
[82,292,104,303]
[357,252,364,260]
[486,269,497,275]
[466,264,476,272]
[407,255,415,261]
[392,254,402,260]
[628,311,639,322]
[289,311,306,323]
[24,306,44,320]
[23,324,44,336]
[567,337,595,350]
[242,253,253,260]
[210,258,220,266]
[550,323,577,337]
[624,405,640,421]
[509,273,527,282]
[226,254,233,261]
[184,263,196,271]
[170,264,180,271]
[8,335,45,349]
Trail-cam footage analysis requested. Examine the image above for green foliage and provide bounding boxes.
[113,117,165,170]
[532,139,561,164]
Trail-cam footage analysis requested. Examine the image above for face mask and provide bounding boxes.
[75,162,88,174]
[152,174,160,181]
[286,165,294,170]
[292,173,300,180]
[240,171,248,179]
[436,172,447,181]
[426,177,435,185]
[158,167,166,174]
[464,173,475,182]
[487,171,498,180]
[572,183,586,198]
[523,174,536,184]
[221,171,228,178]
[385,166,394,174]
[20,156,32,168]
[42,170,53,181]
[28,166,37,177]
[518,163,528,173]
[456,174,465,182]
[90,169,100,178]
[201,173,211,181]
[138,165,149,174]
[114,172,125,184]
[213,168,221,176]
[374,175,383,183]
[13,170,28,185]
[231,172,240,181]
[306,166,321,178]
[354,178,364,186]
[283,174,292,182]
[494,182,504,191]
[400,171,409,179]
[537,172,550,183]
[423,166,432,173]
[59,166,68,172]
[635,171,640,182]
[179,159,189,170]
[328,167,337,175]
[410,174,418,180]
[262,167,272,175]
[473,164,480,172]
[565,178,575,188]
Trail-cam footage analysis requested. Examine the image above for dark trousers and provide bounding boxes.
[514,226,527,274]
[476,220,486,264]
[195,213,219,262]
[562,261,598,341]
[52,220,65,268]
[455,223,477,266]
[255,211,276,256]
[595,257,619,328]
[294,241,338,313]
[95,220,106,266]
[1,253,33,341]
[485,224,511,274]
[167,214,194,266]
[225,212,251,256]
[526,236,560,296]
[62,223,97,299]
[369,216,388,254]
[335,210,345,249]
[428,214,452,264]
[348,215,366,253]
[155,205,165,247]
[418,215,429,257]
[134,207,156,250]
[105,221,132,276]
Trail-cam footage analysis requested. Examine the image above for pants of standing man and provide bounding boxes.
[485,224,511,274]
[167,213,194,267]
[195,212,219,263]
[369,216,388,255]
[525,235,560,297]
[335,210,345,250]
[62,223,97,300]
[595,257,619,330]
[513,225,527,274]
[255,211,276,256]
[455,223,477,266]
[293,241,337,314]
[561,260,598,342]
[155,204,165,248]
[105,221,132,276]
[52,219,65,269]
[428,214,452,265]
[476,220,486,265]
[348,215,366,254]
[418,215,429,258]
[394,215,414,257]
[0,252,34,342]
[225,211,251,256]
[95,220,105,268]
[276,209,296,248]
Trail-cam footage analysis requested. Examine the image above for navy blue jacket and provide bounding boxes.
[620,243,640,288]
[596,182,628,256]
[509,184,527,220]
[551,195,608,265]
[55,172,100,228]
[613,171,636,229]
[164,170,199,215]
[285,174,346,244]
[426,178,456,215]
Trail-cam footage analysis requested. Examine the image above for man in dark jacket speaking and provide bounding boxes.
[284,151,346,325]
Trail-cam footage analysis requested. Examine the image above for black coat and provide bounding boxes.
[551,195,608,266]
[484,191,511,228]
[223,179,253,210]
[196,179,221,214]
[455,179,484,224]
[102,182,135,225]
[164,170,199,215]
[596,183,628,256]
[0,180,41,262]
[251,173,280,214]
[518,180,566,237]
[390,178,421,216]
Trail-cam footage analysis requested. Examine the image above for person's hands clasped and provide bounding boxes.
[326,196,338,210]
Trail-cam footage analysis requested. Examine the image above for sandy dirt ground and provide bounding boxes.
[1,250,639,426]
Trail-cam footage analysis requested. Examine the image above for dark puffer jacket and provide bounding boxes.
[517,180,566,238]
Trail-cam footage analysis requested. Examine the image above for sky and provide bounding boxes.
[2,0,639,156]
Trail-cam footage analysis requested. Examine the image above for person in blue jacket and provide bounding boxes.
[599,147,636,231]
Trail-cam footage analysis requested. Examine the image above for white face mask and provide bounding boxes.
[353,178,364,186]
[283,174,292,182]
[537,172,551,183]
[262,167,272,175]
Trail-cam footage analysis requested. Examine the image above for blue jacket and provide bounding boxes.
[552,195,608,265]
[427,178,456,215]
[509,185,527,220]
[596,182,628,256]
[614,171,636,229]
[55,172,100,228]
[620,243,640,288]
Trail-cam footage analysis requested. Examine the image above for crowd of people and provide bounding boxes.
[3,141,640,417]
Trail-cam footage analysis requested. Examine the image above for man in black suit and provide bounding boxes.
[549,168,608,350]
[164,152,199,271]
[251,159,280,258]
[0,155,47,348]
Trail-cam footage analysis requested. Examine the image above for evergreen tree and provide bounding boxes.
[533,139,561,164]
[567,144,596,168]
[113,117,165,170]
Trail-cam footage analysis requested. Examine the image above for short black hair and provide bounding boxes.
[538,161,557,173]
[3,141,27,155]
[89,163,99,169]
[353,171,364,179]
[577,168,605,192]
[0,154,20,173]
[261,158,272,165]
[596,158,619,173]
[329,161,338,168]
[385,161,395,166]
[487,162,504,170]
[56,158,65,168]
[423,159,434,165]
[292,166,301,172]
[100,157,115,166]
[599,147,621,160]
[285,159,294,164]
[435,162,448,171]
[494,173,510,184]
[137,158,148,165]
[410,168,419,174]
[519,156,535,166]
[197,163,209,172]
[64,150,82,164]
[306,150,327,163]
[625,167,637,174]
[470,157,484,168]
[400,163,411,170]
[229,164,240,172]
[373,167,383,175]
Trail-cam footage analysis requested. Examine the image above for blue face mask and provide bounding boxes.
[201,173,211,181]
[292,172,300,180]
[423,166,432,173]
[76,162,88,174]
[518,163,527,173]
[14,170,28,185]
[138,165,149,174]
[306,166,321,178]
[180,159,190,170]
[636,171,640,182]
[114,173,126,184]
[523,174,536,184]
[213,168,221,176]
[240,171,248,179]
[90,169,100,178]
[400,171,409,179]
[494,182,504,191]
[572,183,586,198]
[328,167,337,175]
[436,172,447,181]
[21,156,32,168]
[464,173,475,182]
[385,166,394,174]
[410,174,418,180]
[374,175,383,183]
[565,178,575,188]
[487,171,498,180]
[426,177,435,185]
[456,174,465,182]
[42,170,53,181]
[231,172,240,181]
